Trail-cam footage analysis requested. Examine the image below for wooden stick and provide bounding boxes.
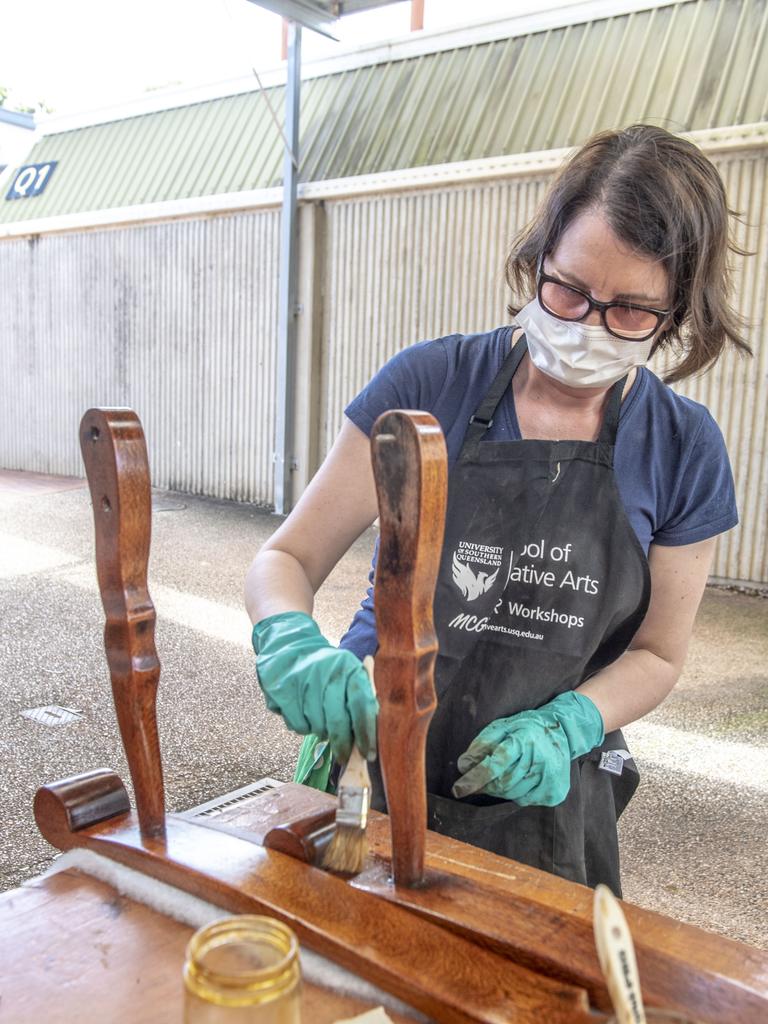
[79,408,165,839]
[371,410,447,887]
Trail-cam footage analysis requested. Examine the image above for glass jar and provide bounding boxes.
[183,915,301,1023]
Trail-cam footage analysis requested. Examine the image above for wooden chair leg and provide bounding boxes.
[371,411,447,888]
[79,408,165,840]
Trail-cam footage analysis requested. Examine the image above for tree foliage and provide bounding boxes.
[0,87,52,114]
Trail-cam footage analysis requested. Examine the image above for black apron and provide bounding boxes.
[372,333,651,896]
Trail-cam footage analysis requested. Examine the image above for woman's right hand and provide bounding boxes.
[252,610,379,763]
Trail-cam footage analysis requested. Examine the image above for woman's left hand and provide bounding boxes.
[451,691,604,805]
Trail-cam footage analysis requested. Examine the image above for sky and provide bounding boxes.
[0,0,587,118]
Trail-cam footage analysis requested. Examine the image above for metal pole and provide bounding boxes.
[274,20,301,515]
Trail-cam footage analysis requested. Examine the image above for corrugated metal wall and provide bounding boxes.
[322,177,548,442]
[0,211,281,504]
[661,152,768,587]
[1,148,765,585]
[321,153,768,589]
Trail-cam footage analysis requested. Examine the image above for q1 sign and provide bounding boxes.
[6,161,58,200]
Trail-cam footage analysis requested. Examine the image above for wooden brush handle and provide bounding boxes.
[341,745,372,787]
[371,411,447,887]
[79,408,165,839]
[594,884,647,1024]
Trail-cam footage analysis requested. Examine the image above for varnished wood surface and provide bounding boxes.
[371,411,447,888]
[182,782,768,1024]
[32,756,768,1021]
[362,818,768,1024]
[34,783,596,1024]
[34,767,131,834]
[264,807,337,863]
[353,858,760,1023]
[79,408,165,839]
[0,868,419,1024]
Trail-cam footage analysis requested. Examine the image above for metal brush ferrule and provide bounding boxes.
[335,785,371,830]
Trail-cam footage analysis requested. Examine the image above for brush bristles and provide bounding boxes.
[324,658,376,876]
[322,751,371,875]
[322,824,369,875]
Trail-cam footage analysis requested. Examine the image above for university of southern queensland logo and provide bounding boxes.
[451,540,503,601]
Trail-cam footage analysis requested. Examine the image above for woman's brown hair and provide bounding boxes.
[505,124,752,383]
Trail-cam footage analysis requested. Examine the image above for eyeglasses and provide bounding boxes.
[536,257,671,342]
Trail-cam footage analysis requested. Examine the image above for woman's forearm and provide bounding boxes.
[578,539,715,735]
[576,647,680,734]
[244,419,380,628]
[245,549,316,625]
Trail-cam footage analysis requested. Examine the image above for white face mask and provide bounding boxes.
[515,299,656,389]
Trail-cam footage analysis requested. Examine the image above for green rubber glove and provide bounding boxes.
[252,611,378,763]
[451,691,605,806]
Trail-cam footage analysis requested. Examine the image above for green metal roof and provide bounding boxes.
[3,0,768,223]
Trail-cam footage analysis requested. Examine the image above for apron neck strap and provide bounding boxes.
[463,331,526,446]
[464,331,627,449]
[597,376,626,445]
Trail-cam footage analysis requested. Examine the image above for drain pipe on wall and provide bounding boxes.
[274,20,301,516]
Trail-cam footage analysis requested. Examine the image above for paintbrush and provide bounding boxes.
[322,655,375,875]
[593,883,647,1024]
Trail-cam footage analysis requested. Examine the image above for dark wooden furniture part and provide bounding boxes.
[26,407,768,1023]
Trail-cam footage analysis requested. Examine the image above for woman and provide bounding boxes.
[245,125,749,894]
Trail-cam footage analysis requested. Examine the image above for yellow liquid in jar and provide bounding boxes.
[183,916,301,1023]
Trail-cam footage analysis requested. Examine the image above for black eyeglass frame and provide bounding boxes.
[536,257,671,343]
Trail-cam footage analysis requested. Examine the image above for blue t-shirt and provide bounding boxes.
[339,327,738,659]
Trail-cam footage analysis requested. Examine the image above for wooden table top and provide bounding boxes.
[0,867,419,1024]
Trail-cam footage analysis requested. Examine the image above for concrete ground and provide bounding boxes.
[1,471,766,952]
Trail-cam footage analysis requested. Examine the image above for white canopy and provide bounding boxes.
[247,0,404,39]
